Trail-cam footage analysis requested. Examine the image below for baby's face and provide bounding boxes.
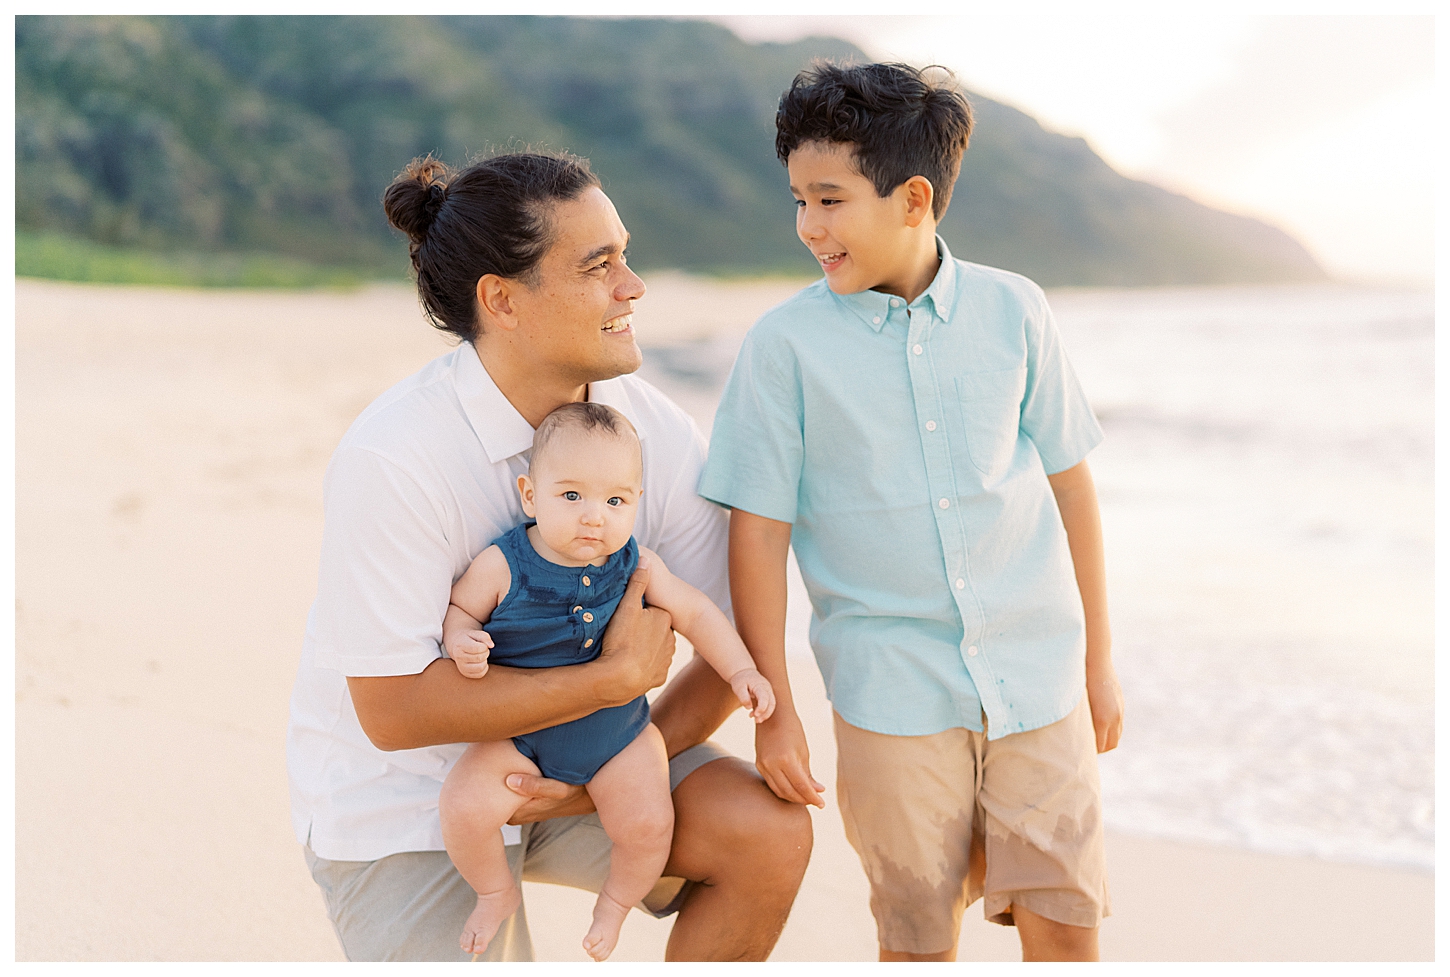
[518,429,642,566]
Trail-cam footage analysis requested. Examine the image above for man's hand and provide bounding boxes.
[595,558,676,705]
[755,707,825,808]
[446,629,493,679]
[504,772,598,824]
[1086,660,1124,753]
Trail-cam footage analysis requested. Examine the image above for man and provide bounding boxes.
[286,151,812,961]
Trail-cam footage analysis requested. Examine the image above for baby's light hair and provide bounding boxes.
[530,401,640,473]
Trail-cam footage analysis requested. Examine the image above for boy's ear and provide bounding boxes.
[517,474,536,516]
[477,274,520,332]
[902,176,935,229]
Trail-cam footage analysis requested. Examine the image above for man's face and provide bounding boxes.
[517,428,642,567]
[509,187,646,386]
[788,140,918,298]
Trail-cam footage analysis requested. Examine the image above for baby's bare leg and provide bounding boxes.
[581,723,674,961]
[438,740,540,955]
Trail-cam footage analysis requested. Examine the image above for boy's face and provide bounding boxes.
[787,140,924,298]
[517,428,642,566]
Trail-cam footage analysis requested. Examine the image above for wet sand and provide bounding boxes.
[12,278,1433,961]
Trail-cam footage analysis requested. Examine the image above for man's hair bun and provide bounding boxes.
[383,155,453,245]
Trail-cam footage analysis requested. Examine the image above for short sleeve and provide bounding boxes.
[309,444,453,676]
[1019,293,1104,475]
[698,327,804,524]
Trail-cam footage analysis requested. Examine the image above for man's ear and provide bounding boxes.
[517,474,536,516]
[902,175,935,229]
[477,274,521,332]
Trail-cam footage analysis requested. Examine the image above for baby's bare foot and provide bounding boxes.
[582,890,632,961]
[460,885,522,955]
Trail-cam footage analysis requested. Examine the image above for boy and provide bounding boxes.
[699,61,1124,962]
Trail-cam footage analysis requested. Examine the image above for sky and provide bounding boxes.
[704,12,1436,285]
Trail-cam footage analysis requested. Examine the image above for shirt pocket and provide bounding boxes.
[955,367,1027,477]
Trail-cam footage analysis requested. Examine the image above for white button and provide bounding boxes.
[938,498,950,509]
[572,605,583,613]
[913,344,923,355]
[582,612,594,623]
[967,645,979,657]
[872,316,882,324]
[890,298,902,307]
[581,576,591,586]
[584,638,594,648]
[925,420,937,432]
[955,578,965,589]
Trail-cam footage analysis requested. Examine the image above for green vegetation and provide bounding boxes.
[16,230,391,289]
[16,15,1326,287]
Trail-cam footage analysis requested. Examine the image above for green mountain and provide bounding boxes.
[16,15,1326,286]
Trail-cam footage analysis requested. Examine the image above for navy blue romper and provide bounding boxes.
[485,523,650,784]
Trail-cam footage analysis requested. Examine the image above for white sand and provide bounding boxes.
[13,278,1433,961]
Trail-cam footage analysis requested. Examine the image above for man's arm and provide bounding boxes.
[730,509,825,808]
[349,563,676,751]
[1047,459,1124,753]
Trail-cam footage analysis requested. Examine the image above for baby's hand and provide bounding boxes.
[447,629,494,679]
[728,668,776,723]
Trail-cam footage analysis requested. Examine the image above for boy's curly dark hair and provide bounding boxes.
[775,61,973,220]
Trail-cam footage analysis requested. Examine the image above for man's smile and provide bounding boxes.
[602,313,633,334]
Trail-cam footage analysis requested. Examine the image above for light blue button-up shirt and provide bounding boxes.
[699,239,1103,739]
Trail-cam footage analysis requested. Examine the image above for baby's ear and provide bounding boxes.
[517,474,536,516]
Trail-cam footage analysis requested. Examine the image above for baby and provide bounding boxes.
[439,401,775,961]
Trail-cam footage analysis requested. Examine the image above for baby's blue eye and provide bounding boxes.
[564,491,580,501]
[607,497,623,506]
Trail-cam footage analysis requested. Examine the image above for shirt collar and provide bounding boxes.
[454,345,647,465]
[832,234,960,333]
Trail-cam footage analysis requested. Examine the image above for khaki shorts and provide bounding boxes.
[304,740,733,962]
[834,695,1109,954]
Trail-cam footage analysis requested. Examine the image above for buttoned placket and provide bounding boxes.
[575,569,600,650]
[903,294,1008,732]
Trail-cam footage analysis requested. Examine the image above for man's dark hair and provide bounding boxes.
[775,61,973,220]
[383,151,602,344]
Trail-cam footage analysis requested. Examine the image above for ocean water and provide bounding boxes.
[637,282,1434,872]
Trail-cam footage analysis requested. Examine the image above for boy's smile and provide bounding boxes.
[787,140,941,303]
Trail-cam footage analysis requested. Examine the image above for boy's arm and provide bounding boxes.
[638,546,775,721]
[730,509,825,808]
[1047,460,1124,753]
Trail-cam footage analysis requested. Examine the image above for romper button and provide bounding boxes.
[582,612,594,623]
[581,575,591,586]
[925,420,936,432]
[913,344,923,355]
[967,645,979,657]
[938,498,950,509]
[572,605,582,613]
[584,638,594,648]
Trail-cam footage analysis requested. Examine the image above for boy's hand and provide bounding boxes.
[755,708,825,808]
[727,667,776,723]
[447,629,494,680]
[1086,660,1124,753]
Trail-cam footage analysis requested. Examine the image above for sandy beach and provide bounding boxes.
[13,277,1434,962]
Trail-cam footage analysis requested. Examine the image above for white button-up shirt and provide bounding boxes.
[287,344,729,861]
